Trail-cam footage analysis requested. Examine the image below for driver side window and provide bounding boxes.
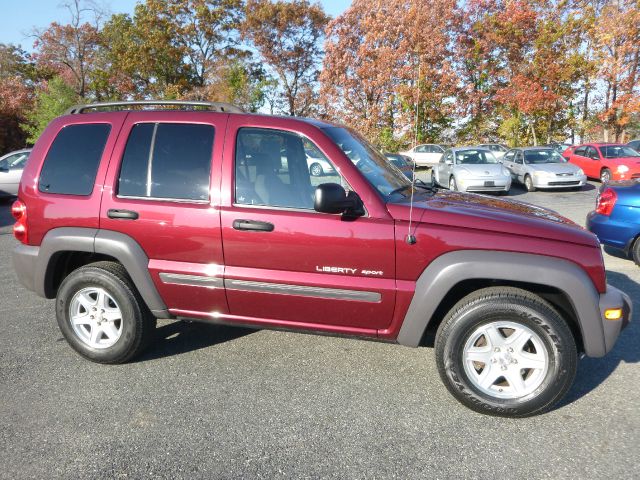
[515,152,524,164]
[234,128,345,210]
[503,150,515,162]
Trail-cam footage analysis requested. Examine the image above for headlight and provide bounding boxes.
[533,170,551,177]
[617,165,629,173]
[576,168,584,175]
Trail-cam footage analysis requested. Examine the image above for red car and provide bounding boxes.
[11,100,631,417]
[564,143,640,183]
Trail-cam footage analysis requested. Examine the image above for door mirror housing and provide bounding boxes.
[314,183,364,216]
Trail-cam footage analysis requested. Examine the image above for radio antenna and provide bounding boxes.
[406,58,420,245]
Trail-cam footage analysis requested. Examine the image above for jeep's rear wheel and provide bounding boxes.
[56,261,156,364]
[435,287,577,417]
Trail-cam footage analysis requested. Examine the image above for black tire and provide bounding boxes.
[632,237,640,266]
[449,176,457,191]
[435,287,577,417]
[524,174,535,192]
[431,170,437,186]
[600,168,612,184]
[310,163,323,177]
[55,261,156,364]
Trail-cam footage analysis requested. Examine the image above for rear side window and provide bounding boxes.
[39,124,111,195]
[118,123,214,201]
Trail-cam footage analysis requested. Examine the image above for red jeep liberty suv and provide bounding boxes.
[12,101,631,417]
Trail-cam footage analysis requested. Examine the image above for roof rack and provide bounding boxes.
[65,100,245,115]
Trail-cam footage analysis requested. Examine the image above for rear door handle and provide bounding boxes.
[232,219,274,232]
[107,209,139,220]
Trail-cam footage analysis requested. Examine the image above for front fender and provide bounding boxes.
[397,250,609,357]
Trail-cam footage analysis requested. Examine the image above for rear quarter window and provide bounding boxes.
[39,124,111,196]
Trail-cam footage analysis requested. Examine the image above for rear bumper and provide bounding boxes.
[598,284,632,355]
[586,211,639,252]
[12,244,41,295]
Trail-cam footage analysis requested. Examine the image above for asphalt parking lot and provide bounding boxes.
[0,179,638,479]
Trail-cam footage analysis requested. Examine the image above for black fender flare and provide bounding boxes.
[396,250,608,357]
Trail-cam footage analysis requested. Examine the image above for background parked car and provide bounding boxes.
[432,147,511,193]
[502,147,586,191]
[399,143,444,167]
[305,142,335,177]
[0,148,30,199]
[587,180,640,266]
[384,153,414,179]
[477,143,508,159]
[544,142,573,155]
[565,143,640,183]
[628,139,640,151]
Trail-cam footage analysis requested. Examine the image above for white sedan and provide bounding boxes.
[0,149,31,198]
[400,144,444,167]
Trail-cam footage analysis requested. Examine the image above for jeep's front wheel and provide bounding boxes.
[435,287,577,417]
[56,262,156,364]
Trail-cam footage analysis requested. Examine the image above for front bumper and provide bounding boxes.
[599,284,632,354]
[458,176,511,193]
[532,174,587,189]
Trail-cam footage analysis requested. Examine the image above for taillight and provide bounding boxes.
[595,188,617,216]
[11,199,27,243]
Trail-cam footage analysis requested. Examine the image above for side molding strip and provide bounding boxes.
[159,272,223,289]
[225,279,381,303]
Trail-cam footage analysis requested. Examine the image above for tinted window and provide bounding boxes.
[39,124,110,195]
[235,128,344,209]
[574,146,586,156]
[118,123,214,201]
[524,149,566,164]
[455,149,499,164]
[503,150,516,162]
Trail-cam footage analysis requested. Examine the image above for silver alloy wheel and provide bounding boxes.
[69,287,123,349]
[525,175,533,191]
[600,169,611,183]
[310,163,323,176]
[462,321,549,399]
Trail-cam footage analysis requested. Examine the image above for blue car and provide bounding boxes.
[587,180,640,265]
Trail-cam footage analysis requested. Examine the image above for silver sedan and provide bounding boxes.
[432,147,511,193]
[0,149,31,198]
[502,147,586,191]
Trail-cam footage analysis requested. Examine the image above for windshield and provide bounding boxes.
[456,149,499,165]
[386,154,410,168]
[323,127,413,197]
[524,149,567,164]
[600,145,640,158]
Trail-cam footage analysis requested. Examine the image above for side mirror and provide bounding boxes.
[314,183,363,216]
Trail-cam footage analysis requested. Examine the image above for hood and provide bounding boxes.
[528,162,581,174]
[387,190,599,247]
[455,163,505,177]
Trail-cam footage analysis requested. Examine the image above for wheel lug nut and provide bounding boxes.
[512,359,518,364]
[90,315,94,319]
[491,358,497,363]
[501,365,507,371]
[507,347,513,353]
[494,347,500,352]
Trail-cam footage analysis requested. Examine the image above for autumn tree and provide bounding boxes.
[242,0,329,116]
[32,0,103,98]
[592,0,640,142]
[321,0,458,149]
[0,44,35,153]
[22,77,79,143]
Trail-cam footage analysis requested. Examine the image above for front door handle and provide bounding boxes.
[107,209,139,220]
[232,219,274,232]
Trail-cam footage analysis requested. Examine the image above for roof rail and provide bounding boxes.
[65,100,245,115]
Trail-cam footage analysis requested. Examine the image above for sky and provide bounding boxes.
[0,0,351,51]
